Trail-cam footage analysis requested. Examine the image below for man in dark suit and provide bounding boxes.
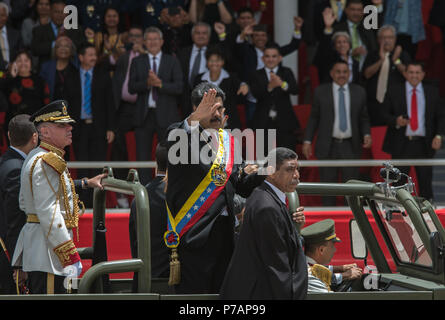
[0,3,22,72]
[381,62,445,202]
[111,26,145,183]
[220,147,308,300]
[31,0,86,66]
[363,25,411,126]
[128,26,183,186]
[234,19,302,125]
[64,43,116,207]
[250,44,299,152]
[165,83,264,294]
[0,114,38,294]
[129,142,169,292]
[303,60,372,206]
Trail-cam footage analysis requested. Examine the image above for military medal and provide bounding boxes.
[164,230,180,248]
[211,163,227,186]
[146,3,155,15]
[87,5,95,18]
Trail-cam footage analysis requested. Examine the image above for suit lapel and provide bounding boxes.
[327,83,335,132]
[423,83,430,130]
[158,54,166,78]
[401,83,408,115]
[262,182,299,248]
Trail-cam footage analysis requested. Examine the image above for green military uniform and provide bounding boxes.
[301,219,341,293]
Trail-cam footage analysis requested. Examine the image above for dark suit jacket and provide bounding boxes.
[0,147,26,255]
[128,52,183,128]
[129,175,169,278]
[314,32,361,85]
[31,23,86,65]
[235,37,301,83]
[39,60,78,100]
[220,182,308,300]
[112,50,131,108]
[250,66,299,131]
[0,26,23,71]
[64,64,116,138]
[381,81,445,158]
[304,82,371,159]
[177,42,234,117]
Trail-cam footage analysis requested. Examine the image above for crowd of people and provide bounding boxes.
[0,0,443,204]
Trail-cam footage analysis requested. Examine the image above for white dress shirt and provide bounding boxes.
[405,81,426,137]
[332,82,352,139]
[189,44,208,80]
[148,51,162,108]
[264,180,286,206]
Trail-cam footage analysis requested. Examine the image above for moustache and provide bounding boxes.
[210,117,221,123]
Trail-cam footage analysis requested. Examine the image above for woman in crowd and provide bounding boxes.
[39,35,78,101]
[0,50,50,126]
[194,47,248,129]
[316,31,361,84]
[94,6,128,66]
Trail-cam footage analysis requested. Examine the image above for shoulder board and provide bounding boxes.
[310,264,332,289]
[41,152,66,175]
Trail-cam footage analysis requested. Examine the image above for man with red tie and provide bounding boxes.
[381,62,445,202]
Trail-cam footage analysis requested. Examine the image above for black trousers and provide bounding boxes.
[111,101,137,180]
[135,108,167,186]
[73,120,108,208]
[28,271,66,294]
[0,250,14,294]
[319,138,360,206]
[174,215,233,294]
[394,138,433,201]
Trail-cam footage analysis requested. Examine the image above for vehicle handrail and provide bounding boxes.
[78,259,144,294]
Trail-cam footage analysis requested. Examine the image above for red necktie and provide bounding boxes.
[410,87,418,131]
[285,197,289,210]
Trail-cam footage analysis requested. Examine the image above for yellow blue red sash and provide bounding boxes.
[164,129,234,248]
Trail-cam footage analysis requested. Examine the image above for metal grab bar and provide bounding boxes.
[66,159,445,169]
[78,259,144,294]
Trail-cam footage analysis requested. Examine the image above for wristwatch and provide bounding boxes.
[82,178,89,189]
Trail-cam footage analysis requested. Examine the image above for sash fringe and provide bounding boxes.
[168,248,181,286]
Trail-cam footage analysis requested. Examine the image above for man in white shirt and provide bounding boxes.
[129,26,183,185]
[303,60,372,206]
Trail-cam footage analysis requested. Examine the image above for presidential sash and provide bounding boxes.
[164,128,234,248]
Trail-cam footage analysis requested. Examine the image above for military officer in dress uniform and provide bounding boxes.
[11,100,105,294]
[301,219,362,293]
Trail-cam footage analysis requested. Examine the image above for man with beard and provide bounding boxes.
[165,82,264,294]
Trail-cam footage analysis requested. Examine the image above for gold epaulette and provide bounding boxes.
[41,152,66,175]
[310,264,333,291]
